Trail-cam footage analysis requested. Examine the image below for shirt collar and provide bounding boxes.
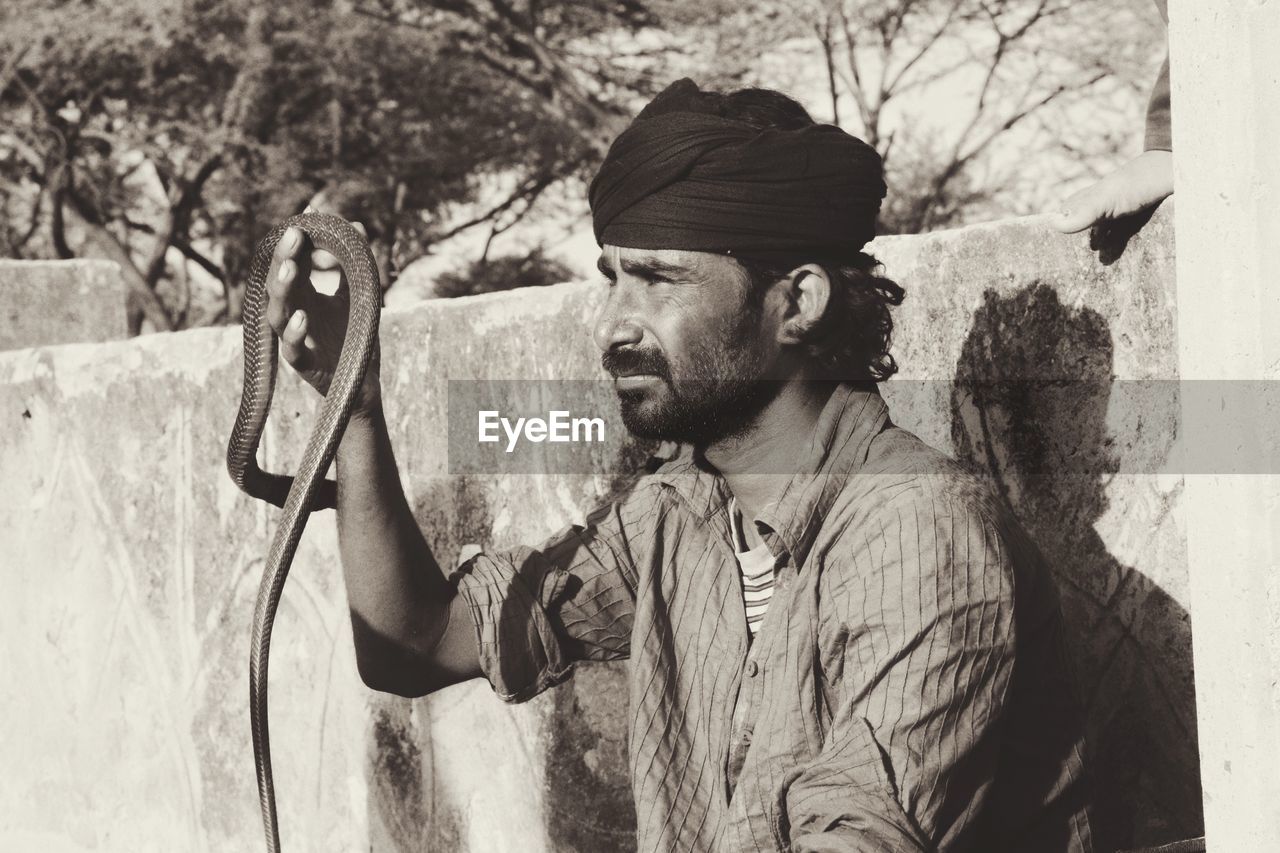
[652,382,890,570]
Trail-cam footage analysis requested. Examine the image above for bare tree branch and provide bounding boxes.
[141,154,223,287]
[0,44,31,100]
[882,0,965,95]
[50,179,74,260]
[430,171,556,244]
[63,187,174,331]
[354,1,626,147]
[172,236,226,282]
[814,16,841,124]
[905,69,1107,232]
[958,72,1107,169]
[836,4,874,141]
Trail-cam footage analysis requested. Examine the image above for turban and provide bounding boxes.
[589,78,886,257]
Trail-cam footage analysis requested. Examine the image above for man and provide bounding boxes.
[266,79,1094,852]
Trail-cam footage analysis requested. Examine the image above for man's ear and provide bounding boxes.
[776,264,831,345]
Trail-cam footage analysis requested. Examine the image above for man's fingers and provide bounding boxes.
[1046,151,1174,235]
[272,224,303,264]
[267,225,306,285]
[292,228,316,290]
[1046,187,1103,234]
[280,310,313,371]
[311,248,340,271]
[311,220,367,272]
[266,257,319,335]
[266,228,318,334]
[266,258,304,333]
[266,259,294,333]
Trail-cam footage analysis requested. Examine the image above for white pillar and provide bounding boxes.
[1169,2,1280,850]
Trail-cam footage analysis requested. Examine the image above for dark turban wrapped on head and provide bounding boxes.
[589,78,887,258]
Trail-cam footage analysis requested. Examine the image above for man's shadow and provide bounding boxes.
[950,283,1202,850]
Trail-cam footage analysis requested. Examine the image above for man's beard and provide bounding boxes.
[602,338,779,446]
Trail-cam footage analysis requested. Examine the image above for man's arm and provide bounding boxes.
[265,220,478,698]
[334,405,481,697]
[786,480,1018,852]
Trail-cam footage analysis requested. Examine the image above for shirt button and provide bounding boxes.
[745,660,759,677]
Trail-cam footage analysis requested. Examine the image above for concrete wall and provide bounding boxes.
[1168,2,1280,849]
[0,260,127,351]
[0,207,1199,851]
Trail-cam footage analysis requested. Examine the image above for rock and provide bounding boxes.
[0,260,127,351]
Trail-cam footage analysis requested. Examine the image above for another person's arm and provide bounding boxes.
[1048,0,1172,233]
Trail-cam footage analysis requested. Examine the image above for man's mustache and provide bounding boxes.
[602,347,671,379]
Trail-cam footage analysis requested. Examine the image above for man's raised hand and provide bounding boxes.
[264,214,382,416]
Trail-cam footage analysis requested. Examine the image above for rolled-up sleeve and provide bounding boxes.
[788,480,1018,851]
[451,488,655,703]
[1144,0,1171,151]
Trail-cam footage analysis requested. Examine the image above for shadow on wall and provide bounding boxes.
[950,283,1203,850]
[365,458,650,852]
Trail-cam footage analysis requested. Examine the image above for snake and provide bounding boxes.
[226,212,381,853]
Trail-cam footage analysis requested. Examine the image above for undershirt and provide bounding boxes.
[728,497,778,638]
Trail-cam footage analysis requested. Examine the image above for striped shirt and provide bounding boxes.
[728,497,778,638]
[455,384,1095,852]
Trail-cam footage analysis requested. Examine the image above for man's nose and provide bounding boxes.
[593,288,645,353]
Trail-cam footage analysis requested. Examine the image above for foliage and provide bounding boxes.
[0,0,1162,334]
[433,246,574,298]
[0,0,649,332]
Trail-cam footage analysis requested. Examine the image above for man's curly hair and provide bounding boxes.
[736,251,905,382]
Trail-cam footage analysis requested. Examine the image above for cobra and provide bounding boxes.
[226,212,381,852]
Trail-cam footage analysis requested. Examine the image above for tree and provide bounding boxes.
[433,247,573,298]
[690,0,1163,233]
[0,0,665,333]
[0,0,1164,334]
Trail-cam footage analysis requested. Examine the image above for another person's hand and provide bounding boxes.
[265,213,382,417]
[1046,149,1173,234]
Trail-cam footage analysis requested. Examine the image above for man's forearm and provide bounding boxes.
[334,404,475,695]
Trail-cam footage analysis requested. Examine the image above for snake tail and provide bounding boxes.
[227,212,381,852]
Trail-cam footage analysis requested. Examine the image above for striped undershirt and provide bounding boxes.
[728,497,778,638]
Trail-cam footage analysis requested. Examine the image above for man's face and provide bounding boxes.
[593,244,783,445]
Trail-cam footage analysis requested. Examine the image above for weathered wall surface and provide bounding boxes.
[0,206,1197,851]
[1168,1,1280,849]
[874,205,1196,849]
[0,260,127,351]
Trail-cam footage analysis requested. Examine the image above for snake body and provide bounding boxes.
[227,212,381,853]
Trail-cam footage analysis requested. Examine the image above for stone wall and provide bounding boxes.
[0,260,127,351]
[0,206,1199,851]
[1168,2,1280,849]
